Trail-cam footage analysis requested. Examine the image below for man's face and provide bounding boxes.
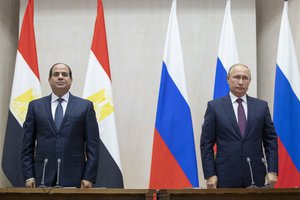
[227,65,251,97]
[48,64,72,96]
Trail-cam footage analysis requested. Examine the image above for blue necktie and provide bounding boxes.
[237,98,247,136]
[55,98,63,129]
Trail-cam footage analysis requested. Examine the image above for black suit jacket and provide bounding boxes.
[21,94,100,187]
[200,95,278,188]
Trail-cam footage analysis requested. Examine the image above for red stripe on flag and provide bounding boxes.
[149,129,192,189]
[18,0,40,80]
[275,138,300,188]
[91,0,111,80]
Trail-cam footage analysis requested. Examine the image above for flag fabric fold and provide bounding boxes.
[82,0,123,188]
[149,0,199,189]
[2,0,41,187]
[274,1,300,188]
[213,0,239,99]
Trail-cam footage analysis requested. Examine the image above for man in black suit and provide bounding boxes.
[201,63,278,188]
[21,63,100,188]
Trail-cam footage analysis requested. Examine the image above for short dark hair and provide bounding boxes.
[49,63,72,79]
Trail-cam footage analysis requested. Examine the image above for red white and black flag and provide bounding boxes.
[83,0,123,188]
[2,0,41,186]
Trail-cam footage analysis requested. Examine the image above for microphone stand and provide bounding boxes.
[261,158,273,189]
[246,157,258,189]
[54,158,62,188]
[38,158,48,188]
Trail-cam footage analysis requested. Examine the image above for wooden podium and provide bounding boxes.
[0,188,156,200]
[158,188,300,200]
[1,188,300,200]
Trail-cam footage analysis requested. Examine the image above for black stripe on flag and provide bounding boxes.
[94,139,124,188]
[2,110,25,187]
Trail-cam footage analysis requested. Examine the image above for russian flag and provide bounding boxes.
[82,0,123,188]
[274,1,300,188]
[149,0,199,189]
[214,0,239,99]
[2,0,41,186]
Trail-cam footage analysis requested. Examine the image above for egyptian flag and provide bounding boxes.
[274,0,300,188]
[83,0,123,188]
[213,0,239,99]
[149,0,199,189]
[2,0,41,187]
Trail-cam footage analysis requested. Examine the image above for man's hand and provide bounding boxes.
[206,175,218,189]
[265,172,277,185]
[26,178,36,188]
[81,180,92,188]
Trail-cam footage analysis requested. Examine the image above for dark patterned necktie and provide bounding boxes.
[55,98,63,129]
[237,98,246,136]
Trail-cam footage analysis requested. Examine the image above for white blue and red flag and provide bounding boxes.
[149,0,199,189]
[213,0,239,99]
[274,0,300,188]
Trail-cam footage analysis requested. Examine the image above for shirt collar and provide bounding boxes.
[51,92,70,103]
[229,92,247,104]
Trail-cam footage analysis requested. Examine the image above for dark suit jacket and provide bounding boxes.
[21,93,100,188]
[200,95,278,188]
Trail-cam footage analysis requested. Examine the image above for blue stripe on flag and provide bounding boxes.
[274,64,300,171]
[213,57,229,99]
[155,62,199,187]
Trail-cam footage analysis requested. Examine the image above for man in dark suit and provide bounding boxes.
[21,63,100,188]
[200,63,278,188]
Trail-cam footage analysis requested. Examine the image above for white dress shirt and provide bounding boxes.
[229,92,248,122]
[51,92,69,119]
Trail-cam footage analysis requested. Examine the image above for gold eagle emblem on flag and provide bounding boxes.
[87,89,114,122]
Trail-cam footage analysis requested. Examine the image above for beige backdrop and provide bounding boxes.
[0,0,298,188]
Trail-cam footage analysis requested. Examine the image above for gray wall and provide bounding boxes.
[0,0,297,188]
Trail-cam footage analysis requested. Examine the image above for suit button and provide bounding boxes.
[57,135,59,138]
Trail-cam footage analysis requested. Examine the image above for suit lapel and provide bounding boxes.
[58,93,75,132]
[243,95,255,139]
[222,95,242,139]
[49,93,76,133]
[45,95,58,134]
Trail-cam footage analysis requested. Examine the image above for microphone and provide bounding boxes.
[246,157,258,188]
[261,157,273,189]
[54,158,62,188]
[38,158,48,188]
